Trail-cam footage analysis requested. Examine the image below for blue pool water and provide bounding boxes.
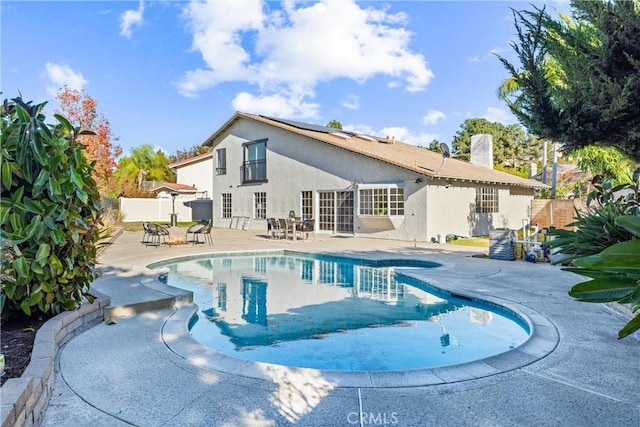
[154,253,529,371]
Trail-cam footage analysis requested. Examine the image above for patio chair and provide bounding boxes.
[142,222,153,245]
[185,221,206,244]
[278,218,290,239]
[268,218,284,239]
[296,219,315,240]
[146,223,170,247]
[192,220,213,245]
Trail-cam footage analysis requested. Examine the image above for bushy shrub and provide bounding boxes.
[550,171,640,338]
[0,97,103,317]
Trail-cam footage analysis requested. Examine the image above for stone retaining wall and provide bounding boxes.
[0,291,110,427]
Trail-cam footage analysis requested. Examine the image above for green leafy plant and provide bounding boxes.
[551,170,639,338]
[563,215,640,338]
[0,96,103,317]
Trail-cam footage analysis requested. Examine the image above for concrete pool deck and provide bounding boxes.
[40,227,639,426]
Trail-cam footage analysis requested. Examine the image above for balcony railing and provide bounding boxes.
[242,159,267,183]
[216,167,226,176]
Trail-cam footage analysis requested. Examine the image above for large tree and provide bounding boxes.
[55,87,122,193]
[114,144,174,197]
[496,0,640,161]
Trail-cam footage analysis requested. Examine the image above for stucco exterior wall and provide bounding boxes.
[209,120,431,240]
[176,159,213,199]
[426,183,533,238]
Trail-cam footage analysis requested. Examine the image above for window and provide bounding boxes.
[476,187,499,213]
[254,192,266,220]
[301,191,313,220]
[242,139,267,183]
[221,193,232,218]
[389,187,404,215]
[216,148,226,175]
[358,187,404,216]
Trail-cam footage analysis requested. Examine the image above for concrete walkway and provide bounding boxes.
[41,227,640,426]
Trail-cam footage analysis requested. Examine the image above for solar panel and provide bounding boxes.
[261,115,356,136]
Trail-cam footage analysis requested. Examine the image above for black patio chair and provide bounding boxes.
[185,221,206,244]
[142,222,153,245]
[192,220,213,245]
[146,223,170,247]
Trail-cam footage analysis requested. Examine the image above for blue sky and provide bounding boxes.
[2,0,570,157]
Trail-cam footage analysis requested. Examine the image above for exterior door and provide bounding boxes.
[318,190,353,234]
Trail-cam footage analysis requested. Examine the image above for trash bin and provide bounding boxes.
[169,213,178,227]
[437,234,446,244]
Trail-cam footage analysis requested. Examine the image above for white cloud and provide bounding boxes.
[45,62,88,96]
[232,91,320,119]
[379,126,438,146]
[483,106,517,125]
[120,1,145,38]
[469,46,506,63]
[423,109,446,126]
[177,0,432,117]
[341,94,360,110]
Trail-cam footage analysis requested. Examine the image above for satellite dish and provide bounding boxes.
[434,143,450,175]
[440,143,451,158]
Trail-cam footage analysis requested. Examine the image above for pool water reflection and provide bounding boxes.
[156,254,529,371]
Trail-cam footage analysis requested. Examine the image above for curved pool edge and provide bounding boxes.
[161,296,559,389]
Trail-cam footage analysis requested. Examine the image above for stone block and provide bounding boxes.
[58,311,78,328]
[0,378,32,416]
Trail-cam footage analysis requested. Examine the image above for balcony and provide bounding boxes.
[241,159,267,183]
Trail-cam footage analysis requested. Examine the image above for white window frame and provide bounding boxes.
[221,193,232,218]
[357,185,404,216]
[254,192,266,220]
[475,187,499,213]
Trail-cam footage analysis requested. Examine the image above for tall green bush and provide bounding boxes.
[550,172,640,338]
[0,97,103,317]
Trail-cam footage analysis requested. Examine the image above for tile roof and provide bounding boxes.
[203,112,549,190]
[150,182,198,193]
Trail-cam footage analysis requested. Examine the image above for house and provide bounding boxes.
[171,112,547,241]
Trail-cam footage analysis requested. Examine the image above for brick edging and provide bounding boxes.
[0,291,110,427]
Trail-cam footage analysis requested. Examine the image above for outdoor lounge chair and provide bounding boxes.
[192,220,212,245]
[146,223,170,247]
[142,222,153,245]
[185,221,206,244]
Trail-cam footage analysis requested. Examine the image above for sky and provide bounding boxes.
[1,0,571,157]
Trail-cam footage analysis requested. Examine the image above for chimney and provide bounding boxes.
[528,162,537,179]
[470,134,493,169]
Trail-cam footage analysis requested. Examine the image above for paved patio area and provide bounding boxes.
[41,227,639,426]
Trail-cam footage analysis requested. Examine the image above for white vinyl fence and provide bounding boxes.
[119,197,212,223]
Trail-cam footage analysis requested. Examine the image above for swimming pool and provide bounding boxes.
[153,252,530,371]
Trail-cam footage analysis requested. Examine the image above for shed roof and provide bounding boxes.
[150,182,198,193]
